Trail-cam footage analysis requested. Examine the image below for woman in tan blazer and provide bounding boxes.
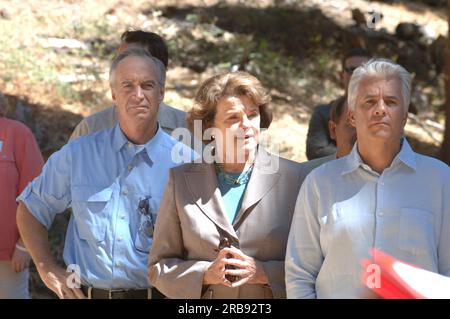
[148,72,304,299]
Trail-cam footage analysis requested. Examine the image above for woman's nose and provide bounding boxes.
[241,115,251,128]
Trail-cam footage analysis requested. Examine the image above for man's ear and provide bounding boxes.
[111,89,116,104]
[328,120,337,141]
[402,106,408,127]
[348,107,356,128]
[158,87,165,104]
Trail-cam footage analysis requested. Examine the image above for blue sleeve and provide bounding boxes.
[285,172,323,299]
[17,144,72,229]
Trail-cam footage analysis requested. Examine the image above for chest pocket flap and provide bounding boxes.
[71,186,113,242]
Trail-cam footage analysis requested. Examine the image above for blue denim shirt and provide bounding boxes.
[18,123,196,289]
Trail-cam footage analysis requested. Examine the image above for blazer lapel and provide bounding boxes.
[184,163,238,241]
[233,148,281,229]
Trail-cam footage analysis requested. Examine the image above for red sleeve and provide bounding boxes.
[14,125,44,195]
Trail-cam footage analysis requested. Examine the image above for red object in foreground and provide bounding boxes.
[362,248,450,299]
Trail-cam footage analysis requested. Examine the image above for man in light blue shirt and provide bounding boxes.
[286,59,450,298]
[16,47,195,299]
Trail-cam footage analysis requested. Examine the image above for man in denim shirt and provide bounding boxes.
[70,30,188,142]
[286,59,450,298]
[16,48,195,299]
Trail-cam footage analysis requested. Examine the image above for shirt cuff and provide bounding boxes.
[16,184,54,230]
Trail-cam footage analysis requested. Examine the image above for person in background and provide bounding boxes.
[328,96,357,159]
[306,48,371,160]
[0,92,44,298]
[70,30,187,140]
[298,96,357,180]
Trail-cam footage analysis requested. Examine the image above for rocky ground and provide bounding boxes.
[0,0,447,298]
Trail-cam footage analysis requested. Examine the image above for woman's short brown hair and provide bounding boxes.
[187,72,272,143]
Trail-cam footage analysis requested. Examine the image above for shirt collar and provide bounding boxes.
[341,137,417,176]
[143,123,165,161]
[391,138,417,170]
[112,124,129,153]
[112,122,165,160]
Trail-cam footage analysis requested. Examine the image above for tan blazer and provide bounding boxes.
[149,148,312,299]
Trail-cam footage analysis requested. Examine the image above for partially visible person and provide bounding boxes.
[286,59,450,299]
[299,96,357,178]
[149,72,306,299]
[0,92,44,299]
[306,48,371,160]
[328,96,357,159]
[16,48,195,299]
[70,30,187,141]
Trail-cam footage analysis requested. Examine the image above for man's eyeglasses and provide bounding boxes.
[138,197,155,237]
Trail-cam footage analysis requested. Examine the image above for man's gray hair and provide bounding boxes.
[347,58,412,114]
[109,47,166,88]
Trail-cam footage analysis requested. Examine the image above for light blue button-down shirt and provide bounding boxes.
[286,139,450,299]
[18,123,196,289]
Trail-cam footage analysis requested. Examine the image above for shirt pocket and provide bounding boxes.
[134,195,160,254]
[134,213,154,254]
[71,186,113,243]
[398,208,435,257]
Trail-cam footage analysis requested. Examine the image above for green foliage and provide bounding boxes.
[0,14,112,107]
[246,40,295,89]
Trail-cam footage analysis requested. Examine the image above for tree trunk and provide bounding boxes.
[441,0,450,164]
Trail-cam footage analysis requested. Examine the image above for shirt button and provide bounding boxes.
[120,214,125,219]
[378,211,384,217]
[127,142,132,148]
[122,187,128,195]
[127,165,133,171]
[117,237,123,242]
[116,262,122,268]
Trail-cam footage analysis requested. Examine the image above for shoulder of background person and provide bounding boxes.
[70,106,116,140]
[82,106,116,128]
[158,102,187,130]
[313,97,343,117]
